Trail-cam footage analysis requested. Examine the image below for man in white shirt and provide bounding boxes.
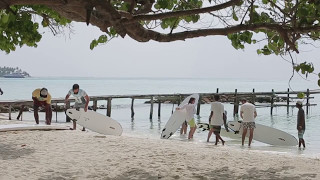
[65,84,90,130]
[240,98,257,147]
[207,95,228,145]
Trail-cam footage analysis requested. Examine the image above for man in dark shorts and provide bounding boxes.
[296,101,306,148]
[32,88,52,125]
[207,95,228,145]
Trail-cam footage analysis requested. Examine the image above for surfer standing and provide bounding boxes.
[176,97,197,139]
[240,98,257,147]
[32,88,52,125]
[296,101,306,148]
[207,95,228,145]
[65,84,90,131]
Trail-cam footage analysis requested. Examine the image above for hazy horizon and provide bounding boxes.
[1,22,320,83]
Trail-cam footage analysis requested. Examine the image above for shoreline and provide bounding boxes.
[0,120,319,179]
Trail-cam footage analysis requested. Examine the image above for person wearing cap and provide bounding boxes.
[32,88,52,125]
[296,101,306,148]
[240,98,257,147]
[65,84,90,131]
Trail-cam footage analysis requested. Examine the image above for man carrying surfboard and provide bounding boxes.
[296,101,306,148]
[176,97,197,139]
[240,98,257,147]
[65,84,90,131]
[207,95,228,145]
[32,88,52,125]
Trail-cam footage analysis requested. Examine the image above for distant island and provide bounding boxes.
[0,66,31,78]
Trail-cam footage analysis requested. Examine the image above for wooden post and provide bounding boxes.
[17,105,25,120]
[131,98,135,118]
[306,89,310,115]
[233,89,239,116]
[196,95,201,116]
[107,98,112,117]
[56,103,58,123]
[150,96,154,119]
[93,100,98,111]
[8,105,12,120]
[66,101,71,122]
[178,95,182,106]
[158,97,161,118]
[270,89,274,115]
[252,89,255,104]
[287,88,290,114]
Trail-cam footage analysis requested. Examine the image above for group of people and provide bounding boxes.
[29,86,306,148]
[177,94,306,148]
[31,84,89,130]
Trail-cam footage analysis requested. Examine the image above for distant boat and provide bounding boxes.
[3,73,26,78]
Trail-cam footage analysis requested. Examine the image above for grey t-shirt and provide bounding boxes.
[68,89,87,104]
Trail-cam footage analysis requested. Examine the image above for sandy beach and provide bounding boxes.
[0,118,319,180]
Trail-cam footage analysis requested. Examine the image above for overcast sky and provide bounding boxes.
[1,22,320,81]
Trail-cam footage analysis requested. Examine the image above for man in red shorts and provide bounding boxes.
[32,88,52,125]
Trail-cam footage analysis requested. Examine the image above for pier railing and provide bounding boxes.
[0,88,319,121]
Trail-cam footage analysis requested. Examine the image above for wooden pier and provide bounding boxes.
[0,89,319,121]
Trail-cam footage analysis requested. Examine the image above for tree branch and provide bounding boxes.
[128,0,241,22]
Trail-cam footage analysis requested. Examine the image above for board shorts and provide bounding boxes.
[242,122,256,129]
[188,118,196,128]
[75,102,85,110]
[298,130,305,139]
[209,125,221,134]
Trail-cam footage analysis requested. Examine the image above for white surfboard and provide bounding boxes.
[0,123,70,132]
[161,94,199,139]
[227,121,298,146]
[66,109,123,136]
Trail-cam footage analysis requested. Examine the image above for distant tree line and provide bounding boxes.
[0,66,30,77]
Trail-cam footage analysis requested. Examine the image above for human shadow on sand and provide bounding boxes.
[0,143,35,160]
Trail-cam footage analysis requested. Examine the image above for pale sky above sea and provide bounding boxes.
[1,22,320,82]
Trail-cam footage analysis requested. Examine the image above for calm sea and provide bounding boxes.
[1,77,320,157]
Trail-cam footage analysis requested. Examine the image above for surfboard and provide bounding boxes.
[161,94,199,139]
[227,121,298,146]
[66,109,123,136]
[0,123,70,132]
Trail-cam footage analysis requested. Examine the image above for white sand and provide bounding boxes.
[0,119,319,180]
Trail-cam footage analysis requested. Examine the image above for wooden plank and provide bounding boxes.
[107,98,112,117]
[131,98,135,119]
[196,95,201,116]
[306,89,310,115]
[233,89,238,116]
[271,89,274,115]
[149,96,154,119]
[93,100,98,111]
[8,105,12,120]
[287,88,290,114]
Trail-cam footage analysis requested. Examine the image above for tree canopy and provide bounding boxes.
[0,0,320,86]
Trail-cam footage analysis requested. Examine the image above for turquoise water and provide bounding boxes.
[1,77,320,157]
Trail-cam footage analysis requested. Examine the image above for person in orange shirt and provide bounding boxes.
[32,88,52,125]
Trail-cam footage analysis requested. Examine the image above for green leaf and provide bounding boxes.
[232,9,238,21]
[318,79,320,87]
[262,0,268,4]
[1,14,9,24]
[318,73,320,78]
